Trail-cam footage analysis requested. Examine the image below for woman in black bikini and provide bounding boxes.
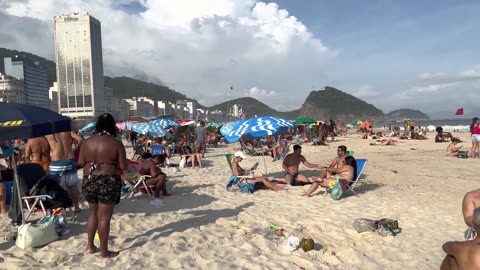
[78,113,127,259]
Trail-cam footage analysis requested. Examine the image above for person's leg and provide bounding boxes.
[440,255,458,270]
[201,143,206,158]
[145,178,161,197]
[303,182,320,197]
[470,139,475,157]
[475,140,480,158]
[284,174,293,185]
[295,173,310,183]
[195,153,203,168]
[156,173,170,196]
[97,203,118,258]
[0,183,7,214]
[66,174,81,212]
[85,202,98,254]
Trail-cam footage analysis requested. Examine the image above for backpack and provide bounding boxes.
[330,177,344,200]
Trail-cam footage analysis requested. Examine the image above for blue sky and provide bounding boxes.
[1,0,480,117]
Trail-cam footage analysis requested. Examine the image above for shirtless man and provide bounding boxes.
[446,138,463,157]
[45,126,84,212]
[231,151,283,191]
[441,207,480,270]
[24,137,51,172]
[463,189,480,228]
[282,145,319,185]
[139,154,170,197]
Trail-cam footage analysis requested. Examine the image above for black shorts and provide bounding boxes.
[82,175,122,205]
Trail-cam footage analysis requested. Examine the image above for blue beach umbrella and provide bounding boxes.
[80,122,96,133]
[225,116,295,143]
[150,119,180,129]
[129,123,171,138]
[220,120,243,137]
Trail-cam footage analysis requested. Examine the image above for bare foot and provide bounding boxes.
[85,246,97,254]
[99,251,119,259]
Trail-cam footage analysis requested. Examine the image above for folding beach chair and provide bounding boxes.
[121,160,155,198]
[347,158,368,196]
[225,154,259,193]
[151,145,165,155]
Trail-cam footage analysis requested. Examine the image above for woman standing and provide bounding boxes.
[78,113,127,258]
[470,117,480,158]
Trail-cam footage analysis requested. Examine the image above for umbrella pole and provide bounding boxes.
[262,153,268,175]
[11,152,25,224]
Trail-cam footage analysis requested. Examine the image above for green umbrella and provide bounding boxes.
[351,120,364,126]
[205,122,222,131]
[295,117,316,124]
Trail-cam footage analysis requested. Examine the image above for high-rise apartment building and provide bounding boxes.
[54,12,105,119]
[4,57,50,109]
[0,73,25,104]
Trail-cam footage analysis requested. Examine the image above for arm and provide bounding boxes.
[77,141,86,167]
[24,142,31,163]
[302,156,319,169]
[463,192,476,227]
[442,241,461,256]
[118,141,128,172]
[232,161,242,176]
[327,165,350,174]
[328,158,338,168]
[71,131,83,147]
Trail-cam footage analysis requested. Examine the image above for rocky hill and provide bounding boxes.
[385,109,430,120]
[208,97,299,120]
[298,86,384,122]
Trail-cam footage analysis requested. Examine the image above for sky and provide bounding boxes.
[0,0,479,118]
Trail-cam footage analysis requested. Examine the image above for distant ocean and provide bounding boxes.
[376,119,473,132]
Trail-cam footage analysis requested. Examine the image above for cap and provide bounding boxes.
[234,151,247,159]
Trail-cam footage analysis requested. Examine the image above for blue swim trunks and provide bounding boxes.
[284,171,299,185]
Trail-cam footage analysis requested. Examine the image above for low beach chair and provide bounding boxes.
[347,158,368,196]
[225,154,259,193]
[121,160,156,198]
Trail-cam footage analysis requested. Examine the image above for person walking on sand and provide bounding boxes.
[24,137,51,173]
[441,207,480,270]
[78,113,127,259]
[282,145,320,185]
[45,121,84,212]
[469,117,480,158]
[194,120,207,165]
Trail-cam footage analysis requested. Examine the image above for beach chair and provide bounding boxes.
[347,159,368,196]
[225,154,259,193]
[151,145,165,155]
[121,160,156,198]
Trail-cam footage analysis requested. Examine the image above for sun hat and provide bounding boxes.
[234,151,247,159]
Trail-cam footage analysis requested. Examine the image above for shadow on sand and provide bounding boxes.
[120,202,254,251]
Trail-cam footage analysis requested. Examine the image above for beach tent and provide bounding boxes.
[0,103,71,224]
[295,117,316,125]
[351,120,363,126]
[129,123,171,138]
[150,119,179,129]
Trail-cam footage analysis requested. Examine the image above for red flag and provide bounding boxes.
[455,108,464,115]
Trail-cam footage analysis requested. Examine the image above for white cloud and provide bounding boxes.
[352,85,379,98]
[411,82,456,93]
[0,0,334,110]
[248,86,275,98]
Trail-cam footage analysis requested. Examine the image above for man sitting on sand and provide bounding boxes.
[139,154,170,197]
[282,145,320,185]
[231,151,283,191]
[441,207,480,270]
[446,138,463,157]
[435,127,454,143]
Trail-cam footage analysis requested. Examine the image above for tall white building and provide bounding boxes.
[49,82,59,112]
[54,12,105,119]
[0,73,25,104]
[4,57,50,109]
[124,97,156,118]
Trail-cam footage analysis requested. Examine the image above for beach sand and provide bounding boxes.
[0,131,475,269]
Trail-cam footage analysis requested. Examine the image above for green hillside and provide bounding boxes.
[208,97,299,120]
[386,109,430,120]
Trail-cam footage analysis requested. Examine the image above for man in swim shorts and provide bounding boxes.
[45,127,83,212]
[282,145,320,185]
[24,137,51,172]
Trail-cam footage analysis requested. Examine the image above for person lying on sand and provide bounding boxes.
[446,138,463,157]
[370,139,398,146]
[303,156,356,197]
[231,151,283,191]
[441,207,480,270]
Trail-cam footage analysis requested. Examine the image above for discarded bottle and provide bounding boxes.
[352,218,376,233]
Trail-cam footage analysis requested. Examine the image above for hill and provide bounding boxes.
[298,86,384,122]
[385,109,430,120]
[208,97,299,120]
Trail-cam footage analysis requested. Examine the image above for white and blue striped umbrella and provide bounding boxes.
[129,123,171,138]
[80,122,96,133]
[224,116,295,143]
[220,120,243,136]
[150,119,180,129]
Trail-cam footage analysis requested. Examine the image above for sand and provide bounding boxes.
[0,131,475,269]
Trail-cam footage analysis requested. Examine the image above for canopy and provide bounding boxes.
[205,122,222,131]
[0,103,72,225]
[220,120,243,136]
[359,121,372,128]
[129,123,171,138]
[80,122,96,133]
[351,120,364,126]
[150,119,180,129]
[0,103,71,140]
[177,119,195,126]
[116,121,138,130]
[225,116,295,143]
[295,117,316,125]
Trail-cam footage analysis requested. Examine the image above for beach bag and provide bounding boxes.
[330,177,344,200]
[457,151,469,158]
[16,221,58,249]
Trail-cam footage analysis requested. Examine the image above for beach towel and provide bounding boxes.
[226,175,258,194]
[49,159,77,176]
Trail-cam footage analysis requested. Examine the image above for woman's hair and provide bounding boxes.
[344,156,357,180]
[95,113,117,136]
[470,117,479,133]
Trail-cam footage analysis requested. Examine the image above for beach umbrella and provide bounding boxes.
[225,116,296,143]
[80,122,96,133]
[129,123,171,138]
[177,119,195,126]
[116,120,138,130]
[295,117,316,125]
[220,120,243,136]
[0,103,72,224]
[359,121,372,128]
[205,122,222,131]
[150,119,180,129]
[351,120,363,126]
